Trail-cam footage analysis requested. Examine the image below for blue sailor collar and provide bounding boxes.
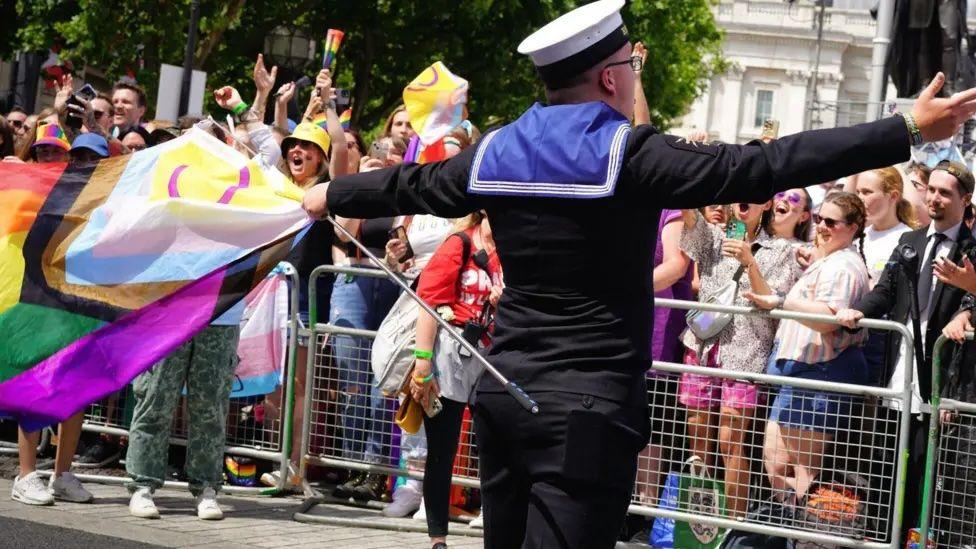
[467,101,631,199]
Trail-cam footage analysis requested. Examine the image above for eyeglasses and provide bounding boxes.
[93,110,106,119]
[9,119,23,129]
[604,55,643,73]
[774,191,804,206]
[812,213,848,229]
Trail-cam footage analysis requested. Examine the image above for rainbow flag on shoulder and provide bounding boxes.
[0,128,309,430]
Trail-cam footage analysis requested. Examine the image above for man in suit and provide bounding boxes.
[837,160,976,539]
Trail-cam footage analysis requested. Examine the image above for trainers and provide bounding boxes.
[72,437,121,468]
[352,473,389,503]
[11,472,54,506]
[382,483,422,517]
[259,464,301,489]
[196,487,223,520]
[333,471,367,499]
[49,472,93,503]
[469,510,484,528]
[129,487,159,519]
[413,498,427,521]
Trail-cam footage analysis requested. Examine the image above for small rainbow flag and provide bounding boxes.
[322,29,345,71]
[338,109,352,130]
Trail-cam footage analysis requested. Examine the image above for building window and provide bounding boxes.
[754,89,774,127]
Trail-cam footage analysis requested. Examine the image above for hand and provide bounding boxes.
[795,245,821,269]
[276,82,296,105]
[686,130,709,143]
[54,74,74,116]
[836,308,864,329]
[252,54,278,97]
[742,290,781,310]
[489,285,503,308]
[911,72,976,142]
[314,69,335,101]
[301,182,330,219]
[360,156,385,172]
[66,96,103,136]
[942,310,973,343]
[632,41,648,75]
[385,238,408,264]
[409,360,440,409]
[214,86,243,111]
[721,238,754,267]
[940,409,957,424]
[303,93,323,121]
[935,256,976,294]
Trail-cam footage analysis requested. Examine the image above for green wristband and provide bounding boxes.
[413,349,433,360]
[232,102,249,116]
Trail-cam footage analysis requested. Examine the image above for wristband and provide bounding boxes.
[232,102,249,116]
[413,372,435,384]
[901,113,923,146]
[413,349,433,360]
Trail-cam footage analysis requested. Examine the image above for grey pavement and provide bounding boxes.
[0,478,484,549]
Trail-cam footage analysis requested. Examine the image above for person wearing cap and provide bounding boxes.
[837,160,976,540]
[30,123,71,163]
[301,0,976,544]
[69,133,110,165]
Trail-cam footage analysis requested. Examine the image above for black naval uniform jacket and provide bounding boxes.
[326,116,911,408]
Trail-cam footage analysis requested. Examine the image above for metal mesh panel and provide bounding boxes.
[306,328,479,483]
[931,411,976,547]
[638,370,899,544]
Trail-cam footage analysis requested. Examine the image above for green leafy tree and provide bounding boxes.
[6,0,721,131]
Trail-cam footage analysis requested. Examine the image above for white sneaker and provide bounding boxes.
[49,472,93,503]
[11,472,54,506]
[129,487,160,519]
[469,511,484,528]
[412,497,427,521]
[382,483,422,517]
[196,487,223,520]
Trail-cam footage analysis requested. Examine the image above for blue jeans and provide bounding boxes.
[329,273,400,464]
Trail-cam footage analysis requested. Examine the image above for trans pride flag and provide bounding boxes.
[0,128,310,429]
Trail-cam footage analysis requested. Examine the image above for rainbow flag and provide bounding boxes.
[403,61,468,145]
[0,128,310,430]
[322,28,344,70]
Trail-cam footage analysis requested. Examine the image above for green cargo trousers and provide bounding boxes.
[126,325,239,495]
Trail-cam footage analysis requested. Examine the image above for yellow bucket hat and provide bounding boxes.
[280,121,331,160]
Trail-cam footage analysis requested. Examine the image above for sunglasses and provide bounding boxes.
[94,110,106,118]
[604,55,643,73]
[812,213,848,229]
[774,191,804,205]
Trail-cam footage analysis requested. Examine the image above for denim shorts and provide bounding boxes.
[769,347,867,433]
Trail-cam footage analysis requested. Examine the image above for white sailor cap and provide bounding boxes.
[517,0,629,89]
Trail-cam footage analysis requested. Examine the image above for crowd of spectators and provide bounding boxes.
[4,38,976,548]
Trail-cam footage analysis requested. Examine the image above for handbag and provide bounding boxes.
[650,471,680,548]
[686,244,759,342]
[371,231,474,396]
[675,456,728,549]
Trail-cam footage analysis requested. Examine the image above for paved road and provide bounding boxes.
[0,515,160,549]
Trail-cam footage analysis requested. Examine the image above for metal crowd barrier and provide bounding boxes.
[35,262,303,495]
[641,298,917,549]
[924,333,976,547]
[297,264,480,492]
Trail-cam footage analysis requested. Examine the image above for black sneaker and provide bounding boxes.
[352,473,390,503]
[332,471,367,499]
[72,437,122,468]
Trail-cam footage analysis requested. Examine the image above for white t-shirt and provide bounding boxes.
[405,215,454,275]
[861,222,911,287]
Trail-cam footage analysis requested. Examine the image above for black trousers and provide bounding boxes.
[421,396,468,537]
[473,390,649,549]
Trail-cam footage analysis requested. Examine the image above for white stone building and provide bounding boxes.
[673,0,976,142]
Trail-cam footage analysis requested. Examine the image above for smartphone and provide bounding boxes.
[387,226,415,263]
[761,119,780,140]
[335,88,351,111]
[370,140,390,161]
[66,84,99,130]
[726,219,747,240]
[422,394,443,418]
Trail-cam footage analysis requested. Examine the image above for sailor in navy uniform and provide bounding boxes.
[302,1,976,546]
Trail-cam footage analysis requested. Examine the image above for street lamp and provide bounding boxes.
[264,26,316,72]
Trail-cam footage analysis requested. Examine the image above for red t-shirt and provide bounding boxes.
[416,228,503,326]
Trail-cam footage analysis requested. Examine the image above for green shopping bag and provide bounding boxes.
[674,456,728,549]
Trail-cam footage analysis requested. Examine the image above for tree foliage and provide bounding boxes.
[6,0,722,131]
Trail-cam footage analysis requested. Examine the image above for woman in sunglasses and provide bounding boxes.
[770,188,813,243]
[679,201,802,518]
[745,192,870,504]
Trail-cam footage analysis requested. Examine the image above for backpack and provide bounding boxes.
[793,471,871,542]
[372,232,473,396]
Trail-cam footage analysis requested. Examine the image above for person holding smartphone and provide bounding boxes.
[678,202,802,518]
[410,211,503,549]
